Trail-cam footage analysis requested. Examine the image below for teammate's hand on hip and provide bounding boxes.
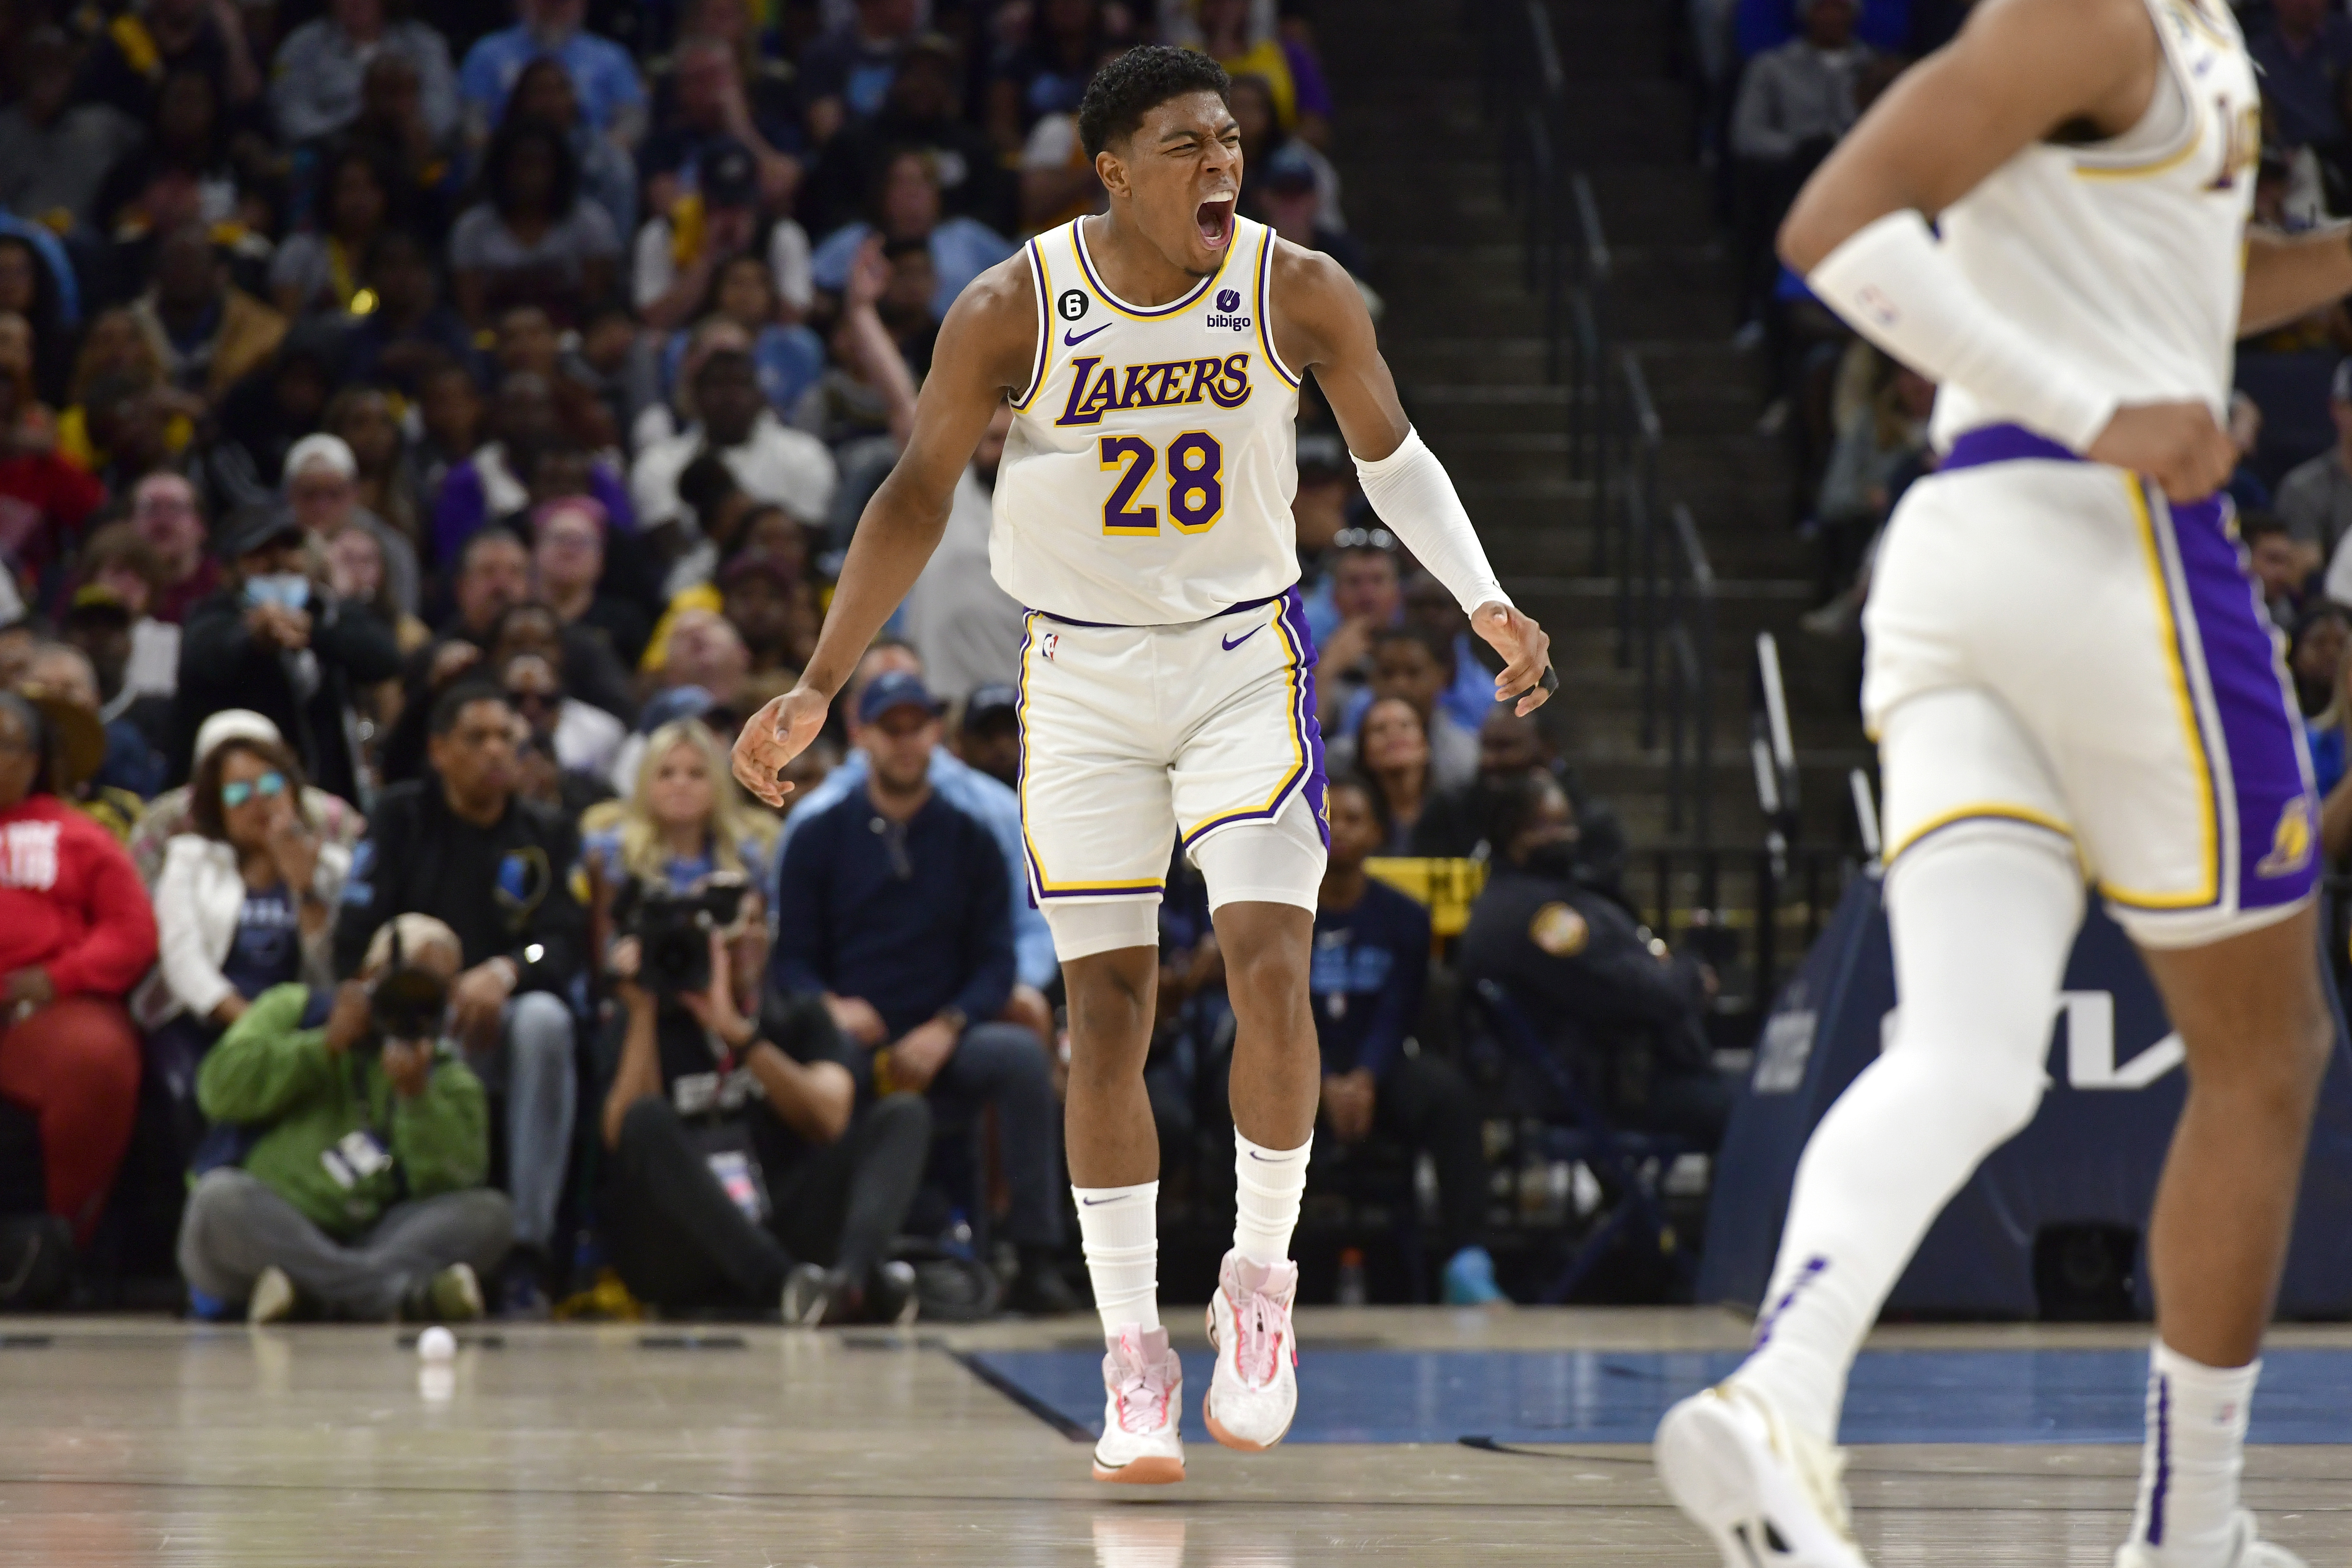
[731,687,829,807]
[2086,401,2239,503]
[1473,602,1555,716]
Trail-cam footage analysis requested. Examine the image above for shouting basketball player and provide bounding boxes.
[730,47,1551,1483]
[1652,3,2352,1566]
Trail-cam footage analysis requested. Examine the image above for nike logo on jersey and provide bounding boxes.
[1221,626,1262,651]
[1062,323,1112,346]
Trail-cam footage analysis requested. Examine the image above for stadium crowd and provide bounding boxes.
[0,0,1721,1323]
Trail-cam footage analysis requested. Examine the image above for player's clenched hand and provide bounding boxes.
[731,687,830,807]
[1472,602,1555,716]
[2086,401,2238,504]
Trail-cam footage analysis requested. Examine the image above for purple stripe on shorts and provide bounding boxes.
[1176,586,1329,850]
[1941,423,2081,470]
[2160,488,2320,910]
[2149,1372,2172,1545]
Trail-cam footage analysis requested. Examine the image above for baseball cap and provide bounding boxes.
[638,684,716,734]
[194,709,283,765]
[283,432,358,484]
[217,506,304,562]
[962,683,1018,732]
[857,670,942,727]
[1263,142,1318,195]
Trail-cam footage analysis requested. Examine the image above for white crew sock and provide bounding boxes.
[1734,829,2083,1442]
[1074,1181,1161,1334]
[1233,1132,1311,1267]
[2126,1342,2258,1564]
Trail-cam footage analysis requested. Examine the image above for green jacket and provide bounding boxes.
[195,983,490,1238]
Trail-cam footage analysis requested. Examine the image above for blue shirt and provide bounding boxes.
[458,26,646,135]
[2311,723,2346,799]
[2252,15,2352,149]
[1736,0,1911,59]
[221,884,303,1001]
[809,218,1016,321]
[1309,879,1431,1079]
[771,785,1013,1039]
[661,323,825,420]
[780,747,1055,989]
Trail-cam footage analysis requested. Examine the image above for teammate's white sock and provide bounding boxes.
[1734,830,2084,1443]
[1233,1132,1310,1267]
[2126,1342,2258,1565]
[1075,1181,1161,1334]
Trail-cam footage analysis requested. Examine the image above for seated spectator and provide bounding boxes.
[0,27,142,236]
[1308,530,1403,716]
[2278,360,2352,576]
[653,253,826,418]
[792,240,920,539]
[805,35,1013,241]
[2291,603,2351,718]
[772,671,1073,1313]
[1329,627,1479,792]
[74,0,262,126]
[0,343,103,582]
[719,549,815,701]
[638,19,806,224]
[2250,0,2352,152]
[631,347,838,576]
[129,472,223,626]
[1396,571,1498,738]
[807,149,1015,323]
[952,684,1020,792]
[1460,772,1734,1148]
[323,516,433,658]
[0,232,73,408]
[169,506,404,803]
[204,320,343,515]
[0,690,158,1270]
[1182,0,1317,139]
[1729,0,1873,323]
[2307,632,2352,801]
[90,69,249,267]
[269,145,404,318]
[800,0,922,142]
[448,116,620,331]
[132,224,289,408]
[285,433,423,619]
[490,302,626,459]
[580,715,775,945]
[503,646,625,781]
[1411,708,1632,898]
[129,708,369,885]
[72,524,184,725]
[179,913,511,1322]
[611,612,751,792]
[1227,71,1341,233]
[505,56,640,247]
[432,371,632,567]
[1016,96,1108,234]
[333,682,587,1310]
[1256,143,1364,281]
[28,636,162,807]
[599,871,930,1320]
[1353,695,1435,855]
[2244,512,2312,634]
[897,406,1022,704]
[534,496,652,667]
[271,0,460,151]
[781,641,1058,997]
[2224,389,2272,522]
[988,0,1120,153]
[338,233,481,399]
[458,0,648,148]
[634,138,771,333]
[1311,776,1502,1305]
[323,386,428,557]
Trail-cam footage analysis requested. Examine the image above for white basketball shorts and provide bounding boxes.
[1864,424,2318,950]
[1016,586,1330,961]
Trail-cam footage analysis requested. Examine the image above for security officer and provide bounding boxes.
[1458,771,1733,1147]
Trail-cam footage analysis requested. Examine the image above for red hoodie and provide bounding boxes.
[0,797,158,998]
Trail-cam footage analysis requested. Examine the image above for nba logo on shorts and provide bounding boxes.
[1040,631,1061,661]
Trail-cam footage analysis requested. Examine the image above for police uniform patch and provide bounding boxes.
[1529,901,1588,957]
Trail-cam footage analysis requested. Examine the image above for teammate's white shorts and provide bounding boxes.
[1017,587,1330,962]
[1864,425,2318,950]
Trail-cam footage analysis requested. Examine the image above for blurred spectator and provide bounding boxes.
[2291,603,2351,717]
[269,146,403,317]
[807,149,1015,321]
[579,715,774,958]
[29,635,163,806]
[2244,512,2313,634]
[271,0,461,150]
[1329,627,1478,792]
[92,69,255,278]
[0,690,159,1252]
[458,0,647,147]
[332,682,586,1308]
[2306,632,2352,800]
[1730,0,1872,325]
[323,516,432,657]
[2250,0,2352,152]
[129,709,368,883]
[57,310,196,474]
[533,496,652,667]
[952,684,1020,791]
[991,0,1121,152]
[74,523,184,722]
[449,116,621,330]
[169,506,404,801]
[404,530,634,749]
[806,35,1014,240]
[502,645,625,780]
[506,57,640,247]
[1232,75,1342,231]
[489,303,623,454]
[2278,360,2352,572]
[1255,143,1362,278]
[130,471,221,625]
[204,321,340,514]
[652,252,826,419]
[2225,389,2272,521]
[344,50,467,236]
[1461,772,1733,1148]
[801,0,923,142]
[283,433,422,619]
[899,403,1022,703]
[338,233,481,397]
[633,138,788,332]
[1411,709,1632,896]
[1311,776,1502,1305]
[1181,0,1326,143]
[179,913,509,1322]
[75,0,263,126]
[719,549,813,692]
[638,32,805,240]
[132,223,289,408]
[431,372,632,566]
[1351,695,1436,855]
[631,346,838,561]
[0,352,103,585]
[1308,531,1402,723]
[1017,97,1108,232]
[771,671,1072,1313]
[323,386,427,556]
[0,232,74,408]
[0,28,143,235]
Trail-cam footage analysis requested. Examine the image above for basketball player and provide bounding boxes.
[1651,2,2352,1565]
[729,47,1552,1484]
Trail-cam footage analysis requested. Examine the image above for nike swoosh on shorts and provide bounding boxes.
[1222,627,1262,651]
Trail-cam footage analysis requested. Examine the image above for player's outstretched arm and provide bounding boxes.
[1779,0,2233,499]
[729,259,1037,806]
[1271,243,1553,715]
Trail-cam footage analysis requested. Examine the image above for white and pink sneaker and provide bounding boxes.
[1203,1250,1299,1451]
[1093,1324,1185,1484]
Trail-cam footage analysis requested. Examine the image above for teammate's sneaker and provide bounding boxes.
[1653,1380,1869,1568]
[2116,1512,2306,1568]
[1203,1250,1299,1451]
[1092,1324,1184,1484]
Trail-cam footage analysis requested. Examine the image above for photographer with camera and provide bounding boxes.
[177,914,511,1323]
[332,681,587,1313]
[598,874,932,1323]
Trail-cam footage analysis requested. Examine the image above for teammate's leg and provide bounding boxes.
[2116,908,2330,1568]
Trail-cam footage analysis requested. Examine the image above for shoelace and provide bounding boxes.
[1112,1336,1174,1434]
[1231,1284,1295,1387]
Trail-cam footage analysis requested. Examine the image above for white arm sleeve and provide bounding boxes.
[1806,209,2117,454]
[1350,428,1511,617]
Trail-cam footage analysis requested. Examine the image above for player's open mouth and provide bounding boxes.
[1196,193,1236,249]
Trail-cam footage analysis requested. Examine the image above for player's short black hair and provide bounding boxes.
[1078,45,1231,159]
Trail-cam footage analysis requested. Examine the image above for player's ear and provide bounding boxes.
[1095,147,1129,201]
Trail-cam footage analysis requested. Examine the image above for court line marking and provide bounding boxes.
[949,1347,1094,1442]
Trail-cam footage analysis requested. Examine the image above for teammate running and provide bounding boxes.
[730,46,1551,1484]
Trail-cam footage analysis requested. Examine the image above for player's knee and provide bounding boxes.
[1223,931,1308,1011]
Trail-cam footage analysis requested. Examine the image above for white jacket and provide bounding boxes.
[133,834,351,1029]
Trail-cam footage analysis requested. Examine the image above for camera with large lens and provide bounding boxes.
[367,964,448,1048]
[621,873,750,996]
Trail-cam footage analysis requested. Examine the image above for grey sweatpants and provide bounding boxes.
[177,1167,514,1320]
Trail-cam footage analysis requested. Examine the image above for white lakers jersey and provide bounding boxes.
[1929,0,2260,449]
[990,215,1303,625]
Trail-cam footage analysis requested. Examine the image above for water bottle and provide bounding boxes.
[1336,1247,1368,1307]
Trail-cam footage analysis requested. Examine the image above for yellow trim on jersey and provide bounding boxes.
[2102,477,2223,910]
[1254,225,1302,390]
[1178,601,1308,845]
[1072,215,1233,321]
[2167,0,2238,51]
[1014,613,1166,898]
[1883,804,2076,867]
[1011,239,1052,413]
[2071,118,2205,183]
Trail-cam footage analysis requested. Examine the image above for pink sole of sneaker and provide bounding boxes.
[1091,1456,1185,1484]
[1202,1395,1289,1453]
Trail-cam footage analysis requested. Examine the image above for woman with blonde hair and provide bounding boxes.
[578,717,777,958]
